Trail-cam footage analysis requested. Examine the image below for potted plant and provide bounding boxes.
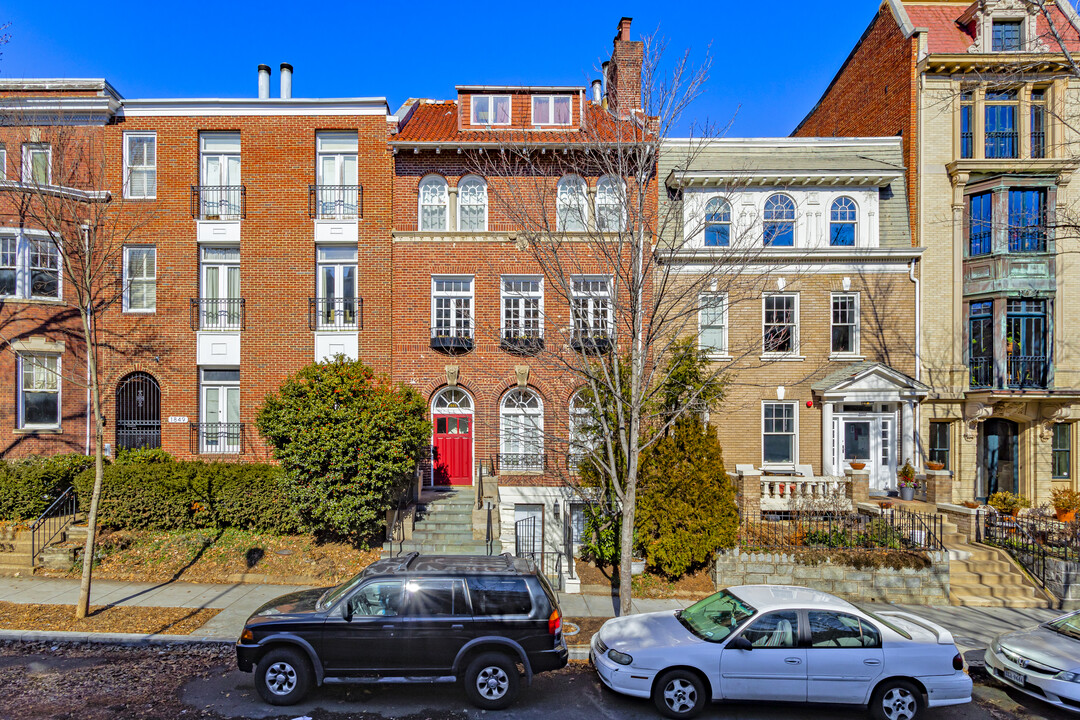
[897,461,918,501]
[987,491,1030,517]
[926,461,945,471]
[1051,488,1080,523]
[849,462,866,470]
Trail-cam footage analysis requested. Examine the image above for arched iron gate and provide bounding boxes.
[115,372,161,450]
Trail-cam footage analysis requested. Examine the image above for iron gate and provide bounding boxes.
[115,372,161,450]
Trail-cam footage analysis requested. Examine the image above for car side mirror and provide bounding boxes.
[342,602,353,623]
[728,635,753,651]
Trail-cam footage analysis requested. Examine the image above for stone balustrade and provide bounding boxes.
[759,476,850,512]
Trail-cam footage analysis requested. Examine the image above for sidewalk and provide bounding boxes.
[0,575,1058,653]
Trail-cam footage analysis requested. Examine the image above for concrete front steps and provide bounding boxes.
[382,488,489,557]
[940,515,1049,608]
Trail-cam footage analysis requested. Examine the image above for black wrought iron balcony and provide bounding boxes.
[190,298,245,331]
[570,328,613,354]
[960,131,973,159]
[969,357,993,389]
[1008,356,1049,389]
[496,452,547,473]
[500,327,544,354]
[1031,130,1046,159]
[1008,228,1047,253]
[431,325,474,353]
[191,185,246,220]
[985,132,1019,159]
[309,185,362,219]
[189,422,244,454]
[309,298,362,331]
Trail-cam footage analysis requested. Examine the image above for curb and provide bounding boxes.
[0,629,232,645]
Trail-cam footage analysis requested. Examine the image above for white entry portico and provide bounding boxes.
[813,363,929,492]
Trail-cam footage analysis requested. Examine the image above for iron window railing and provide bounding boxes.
[960,131,973,159]
[190,298,245,331]
[496,452,547,473]
[969,357,994,388]
[430,325,474,353]
[985,131,1019,159]
[191,185,246,220]
[308,298,362,330]
[570,328,613,354]
[1007,356,1049,389]
[1031,131,1046,159]
[189,422,245,455]
[309,184,362,219]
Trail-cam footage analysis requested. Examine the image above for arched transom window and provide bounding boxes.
[704,198,731,247]
[432,387,473,414]
[557,175,588,232]
[500,389,544,471]
[457,175,488,232]
[830,196,857,246]
[419,175,449,231]
[763,194,795,247]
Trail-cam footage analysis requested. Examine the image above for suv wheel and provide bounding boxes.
[463,652,520,710]
[653,669,706,719]
[254,647,312,706]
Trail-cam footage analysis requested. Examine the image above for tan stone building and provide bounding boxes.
[659,138,924,494]
[794,0,1080,504]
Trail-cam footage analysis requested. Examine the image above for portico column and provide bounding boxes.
[901,399,915,467]
[822,401,834,475]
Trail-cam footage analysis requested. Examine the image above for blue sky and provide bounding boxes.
[0,1,878,137]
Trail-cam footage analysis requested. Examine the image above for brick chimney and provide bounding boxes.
[606,17,643,117]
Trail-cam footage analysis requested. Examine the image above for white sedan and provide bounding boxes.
[985,609,1080,713]
[591,585,972,720]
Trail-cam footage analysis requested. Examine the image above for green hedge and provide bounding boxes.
[0,454,95,521]
[74,460,300,534]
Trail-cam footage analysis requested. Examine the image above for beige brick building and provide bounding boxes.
[659,138,923,493]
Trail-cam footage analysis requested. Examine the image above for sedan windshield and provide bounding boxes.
[677,590,756,643]
[1046,612,1080,641]
[317,570,368,611]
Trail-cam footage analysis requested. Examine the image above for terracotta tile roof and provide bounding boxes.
[392,101,642,145]
[904,1,1080,54]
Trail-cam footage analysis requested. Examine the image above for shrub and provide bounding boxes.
[1052,487,1080,513]
[987,491,1030,514]
[0,454,94,521]
[633,418,738,578]
[73,461,300,534]
[580,503,621,567]
[256,357,430,544]
[114,447,173,465]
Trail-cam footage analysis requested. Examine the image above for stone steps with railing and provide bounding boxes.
[383,488,490,558]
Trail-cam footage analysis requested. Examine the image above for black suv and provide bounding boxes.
[236,552,568,710]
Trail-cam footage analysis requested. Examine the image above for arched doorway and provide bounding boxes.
[115,372,161,451]
[979,418,1019,499]
[431,387,473,486]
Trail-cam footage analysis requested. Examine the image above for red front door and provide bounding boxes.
[433,414,472,485]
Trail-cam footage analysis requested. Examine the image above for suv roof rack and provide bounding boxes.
[397,551,420,571]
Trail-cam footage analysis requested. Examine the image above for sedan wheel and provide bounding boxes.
[871,680,924,720]
[653,669,707,719]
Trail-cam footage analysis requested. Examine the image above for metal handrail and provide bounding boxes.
[189,422,245,454]
[191,185,246,220]
[30,487,78,564]
[190,298,246,331]
[308,297,363,331]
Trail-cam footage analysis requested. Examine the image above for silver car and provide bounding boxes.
[986,610,1080,713]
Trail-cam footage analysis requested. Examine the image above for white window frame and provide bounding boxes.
[830,292,860,358]
[698,292,728,358]
[315,244,359,330]
[315,132,359,218]
[123,131,157,199]
[418,174,449,232]
[123,245,157,313]
[595,175,625,233]
[471,95,512,126]
[557,174,588,232]
[199,368,241,454]
[762,293,800,357]
[762,401,798,467]
[531,95,573,126]
[0,145,7,179]
[499,388,545,462]
[1,233,62,301]
[501,275,543,340]
[22,144,51,185]
[457,175,488,232]
[431,275,474,338]
[18,353,61,430]
[571,276,613,339]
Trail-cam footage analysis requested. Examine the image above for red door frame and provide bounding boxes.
[432,413,473,485]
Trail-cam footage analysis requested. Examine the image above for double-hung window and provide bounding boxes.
[1008,189,1046,252]
[985,90,1018,159]
[929,421,951,471]
[572,277,612,340]
[699,292,727,355]
[704,198,731,246]
[199,133,242,219]
[457,175,488,231]
[316,245,358,329]
[19,354,61,429]
[0,145,7,179]
[432,276,473,340]
[123,246,156,312]
[532,95,572,125]
[0,235,60,300]
[1054,424,1071,479]
[29,239,60,299]
[124,132,157,199]
[419,175,449,231]
[763,402,796,465]
[472,95,511,125]
[1031,89,1046,159]
[315,132,359,218]
[22,144,50,185]
[763,294,797,354]
[501,276,542,342]
[831,293,859,355]
[595,175,624,233]
[969,192,993,256]
[960,91,974,159]
[556,175,588,232]
[199,368,241,453]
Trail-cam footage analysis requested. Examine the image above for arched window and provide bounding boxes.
[830,196,857,246]
[419,175,448,231]
[763,194,795,247]
[704,198,731,247]
[595,175,624,233]
[557,175,588,232]
[500,389,544,471]
[432,387,473,414]
[457,175,487,232]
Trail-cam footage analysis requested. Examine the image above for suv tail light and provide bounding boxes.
[548,609,562,636]
[953,652,964,671]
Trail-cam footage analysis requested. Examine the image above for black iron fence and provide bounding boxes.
[30,487,78,565]
[309,184,362,219]
[189,422,245,454]
[308,297,363,330]
[739,508,944,552]
[970,357,993,388]
[1007,356,1049,389]
[978,509,1080,588]
[514,515,565,591]
[191,185,246,220]
[190,298,245,331]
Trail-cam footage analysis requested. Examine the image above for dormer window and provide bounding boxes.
[992,20,1022,51]
[532,96,572,125]
[472,95,511,125]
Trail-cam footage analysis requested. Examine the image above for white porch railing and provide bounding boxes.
[760,476,850,512]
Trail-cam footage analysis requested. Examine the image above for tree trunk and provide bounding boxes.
[75,311,104,620]
[618,482,637,616]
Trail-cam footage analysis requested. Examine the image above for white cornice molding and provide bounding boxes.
[663,137,903,148]
[119,98,389,117]
[657,246,924,265]
[667,169,904,189]
[0,180,111,203]
[0,96,121,125]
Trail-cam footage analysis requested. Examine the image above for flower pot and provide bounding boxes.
[926,461,945,471]
[1056,509,1077,523]
[899,486,915,502]
[849,462,866,470]
[1008,508,1020,518]
[630,558,646,576]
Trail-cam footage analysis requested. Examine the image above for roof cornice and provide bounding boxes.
[922,52,1080,74]
[0,96,121,125]
[656,246,924,265]
[666,169,904,189]
[119,97,389,117]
